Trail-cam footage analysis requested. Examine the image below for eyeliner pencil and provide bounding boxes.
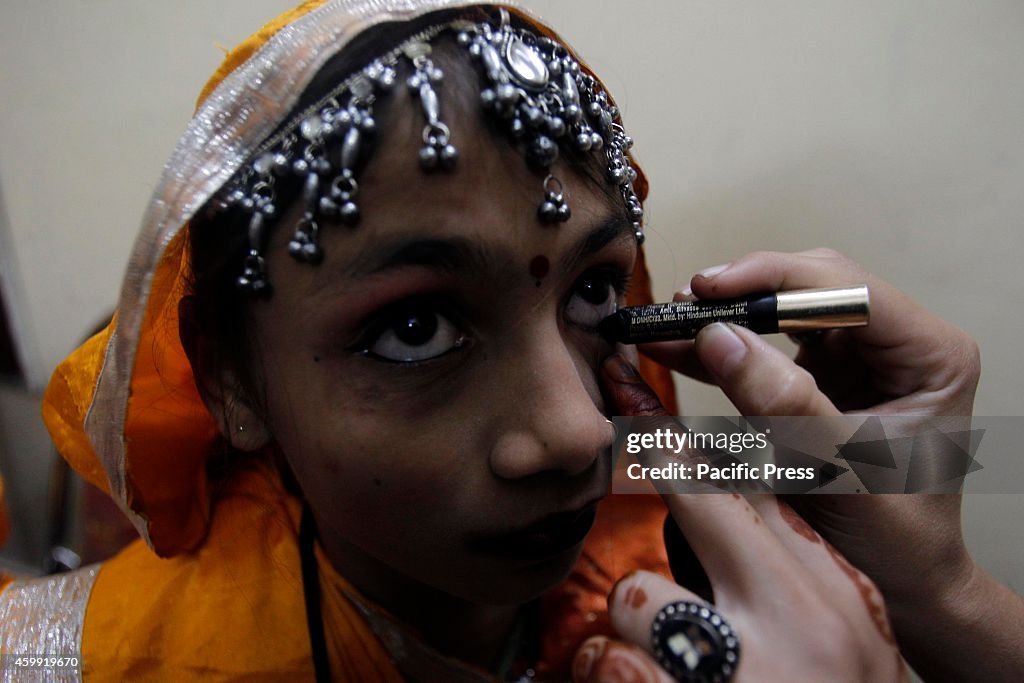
[598,285,870,344]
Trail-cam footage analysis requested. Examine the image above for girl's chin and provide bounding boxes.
[447,541,590,606]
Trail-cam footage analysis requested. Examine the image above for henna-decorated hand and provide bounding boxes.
[573,354,906,682]
[640,249,980,605]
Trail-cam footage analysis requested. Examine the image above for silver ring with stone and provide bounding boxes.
[650,600,740,682]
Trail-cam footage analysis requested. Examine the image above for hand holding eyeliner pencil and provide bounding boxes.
[598,285,870,344]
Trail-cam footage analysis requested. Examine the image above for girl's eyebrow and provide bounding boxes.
[308,235,489,293]
[366,236,485,275]
[558,213,634,270]
[314,211,632,291]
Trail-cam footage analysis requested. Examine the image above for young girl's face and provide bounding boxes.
[239,68,638,605]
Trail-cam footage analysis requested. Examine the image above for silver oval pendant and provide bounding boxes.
[504,36,548,90]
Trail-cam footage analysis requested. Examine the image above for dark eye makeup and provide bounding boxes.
[351,264,631,366]
[350,295,468,364]
[563,265,631,332]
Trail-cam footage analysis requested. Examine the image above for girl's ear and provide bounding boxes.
[179,295,270,451]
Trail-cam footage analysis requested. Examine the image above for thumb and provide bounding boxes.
[695,323,841,417]
[601,354,671,417]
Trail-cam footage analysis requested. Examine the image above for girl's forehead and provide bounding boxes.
[276,166,630,296]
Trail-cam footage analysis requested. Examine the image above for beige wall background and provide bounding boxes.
[0,0,1020,589]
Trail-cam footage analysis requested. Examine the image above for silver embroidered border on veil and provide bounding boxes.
[82,0,504,545]
[0,565,100,682]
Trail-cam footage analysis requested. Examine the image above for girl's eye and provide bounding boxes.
[565,270,623,329]
[364,300,466,363]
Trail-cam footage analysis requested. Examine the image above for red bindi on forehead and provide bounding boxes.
[529,254,550,286]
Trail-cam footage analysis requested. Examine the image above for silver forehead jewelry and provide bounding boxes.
[457,14,643,230]
[215,11,644,298]
[651,601,741,683]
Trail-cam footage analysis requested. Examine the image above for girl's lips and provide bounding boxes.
[468,501,600,561]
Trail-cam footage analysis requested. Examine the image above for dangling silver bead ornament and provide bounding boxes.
[236,187,275,297]
[406,42,459,171]
[538,175,571,223]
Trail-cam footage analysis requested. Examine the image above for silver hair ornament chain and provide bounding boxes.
[214,10,644,297]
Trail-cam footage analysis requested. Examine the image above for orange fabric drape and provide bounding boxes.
[82,462,404,681]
